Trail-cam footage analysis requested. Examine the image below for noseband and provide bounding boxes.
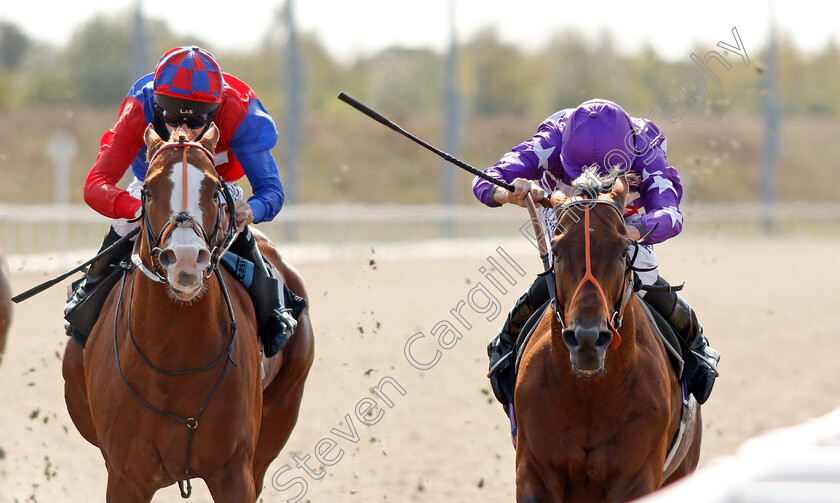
[134,140,237,283]
[550,198,638,349]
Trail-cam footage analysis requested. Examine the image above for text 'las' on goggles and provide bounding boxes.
[161,109,211,129]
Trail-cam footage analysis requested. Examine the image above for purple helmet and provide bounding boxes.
[153,46,224,116]
[560,99,637,176]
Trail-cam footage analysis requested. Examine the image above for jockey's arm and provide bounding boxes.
[83,98,147,220]
[473,120,562,208]
[235,150,284,225]
[230,100,284,225]
[492,178,547,207]
[631,148,684,244]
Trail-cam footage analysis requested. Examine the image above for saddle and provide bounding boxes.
[220,252,306,356]
[65,264,127,348]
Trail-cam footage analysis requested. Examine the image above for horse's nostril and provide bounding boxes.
[562,328,579,349]
[196,249,211,269]
[596,331,612,348]
[159,249,175,268]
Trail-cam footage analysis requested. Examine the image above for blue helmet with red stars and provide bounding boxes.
[153,46,224,116]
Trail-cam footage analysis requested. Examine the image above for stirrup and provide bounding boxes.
[691,345,720,377]
[689,331,720,376]
[487,351,512,378]
[275,307,297,334]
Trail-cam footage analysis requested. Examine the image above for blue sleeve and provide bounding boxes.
[128,74,157,181]
[229,99,284,223]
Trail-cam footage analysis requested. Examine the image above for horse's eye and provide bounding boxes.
[619,247,631,262]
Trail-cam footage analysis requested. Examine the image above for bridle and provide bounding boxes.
[133,140,237,283]
[527,192,656,351]
[550,197,639,349]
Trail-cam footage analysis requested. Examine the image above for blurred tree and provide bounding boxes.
[360,47,444,117]
[462,28,531,117]
[774,36,807,117]
[13,46,74,107]
[64,15,134,105]
[801,40,840,116]
[0,11,833,128]
[0,21,31,70]
[61,13,187,107]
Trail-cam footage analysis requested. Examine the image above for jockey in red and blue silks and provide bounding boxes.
[84,48,283,229]
[476,99,719,427]
[66,46,301,358]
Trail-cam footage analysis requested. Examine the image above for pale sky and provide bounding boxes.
[0,0,835,62]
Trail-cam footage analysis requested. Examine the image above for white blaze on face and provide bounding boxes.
[169,161,206,220]
[162,160,212,297]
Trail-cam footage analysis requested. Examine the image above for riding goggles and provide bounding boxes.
[160,109,212,129]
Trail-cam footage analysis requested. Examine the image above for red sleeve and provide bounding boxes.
[83,97,147,219]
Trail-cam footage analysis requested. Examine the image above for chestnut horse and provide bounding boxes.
[0,244,11,364]
[62,124,314,502]
[514,171,701,502]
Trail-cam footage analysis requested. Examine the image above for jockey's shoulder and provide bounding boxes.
[126,73,155,101]
[632,116,664,136]
[543,108,575,124]
[632,116,668,154]
[534,108,575,137]
[221,73,259,104]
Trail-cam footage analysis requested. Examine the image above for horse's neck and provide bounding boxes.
[129,271,230,358]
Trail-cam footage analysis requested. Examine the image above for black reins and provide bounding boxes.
[115,140,242,498]
[113,266,238,498]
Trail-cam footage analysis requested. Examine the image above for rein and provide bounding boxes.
[112,266,239,498]
[116,139,240,498]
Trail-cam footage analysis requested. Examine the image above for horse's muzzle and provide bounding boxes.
[561,324,611,375]
[159,243,211,298]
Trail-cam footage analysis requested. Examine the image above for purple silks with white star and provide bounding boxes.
[473,105,683,244]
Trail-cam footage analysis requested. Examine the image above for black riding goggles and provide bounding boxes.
[160,109,211,129]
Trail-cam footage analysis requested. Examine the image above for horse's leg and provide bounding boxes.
[205,462,257,503]
[105,470,154,503]
[62,338,100,446]
[606,466,663,503]
[252,313,314,494]
[515,447,558,503]
[250,232,315,495]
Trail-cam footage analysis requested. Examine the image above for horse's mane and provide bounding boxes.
[571,165,640,199]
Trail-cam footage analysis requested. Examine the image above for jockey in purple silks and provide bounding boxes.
[473,99,720,419]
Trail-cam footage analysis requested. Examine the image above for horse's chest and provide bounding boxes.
[524,392,669,473]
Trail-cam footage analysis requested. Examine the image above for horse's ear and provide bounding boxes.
[550,191,572,236]
[610,173,629,209]
[199,122,220,152]
[144,124,164,161]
